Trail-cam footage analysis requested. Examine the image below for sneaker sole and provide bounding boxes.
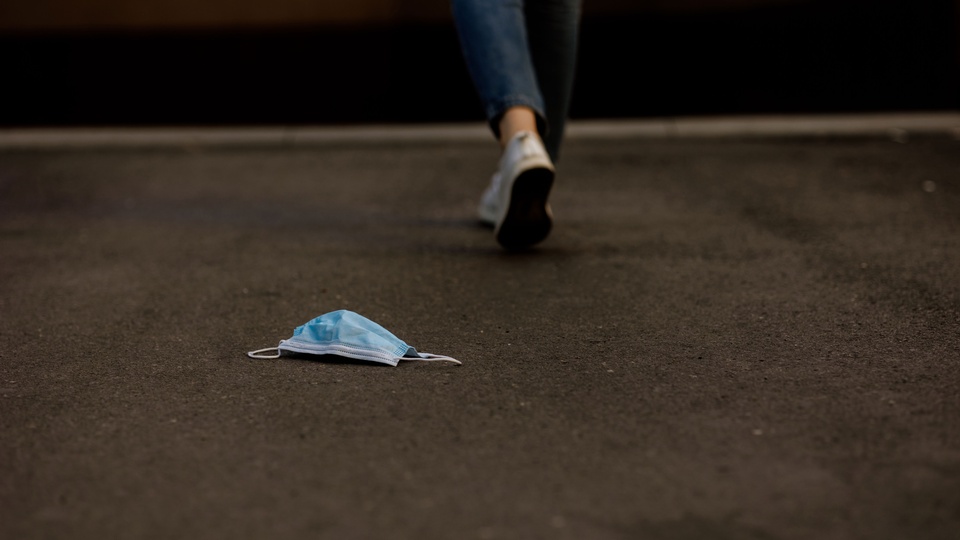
[495,166,554,250]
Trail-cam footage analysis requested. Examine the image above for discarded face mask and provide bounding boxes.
[247,310,461,367]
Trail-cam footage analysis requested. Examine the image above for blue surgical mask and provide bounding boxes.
[247,310,460,367]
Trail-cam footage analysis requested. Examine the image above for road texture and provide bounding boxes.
[1,119,959,539]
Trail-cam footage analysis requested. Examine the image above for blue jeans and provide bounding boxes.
[451,0,581,162]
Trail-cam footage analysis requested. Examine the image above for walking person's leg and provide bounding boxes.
[451,0,581,249]
[525,0,581,162]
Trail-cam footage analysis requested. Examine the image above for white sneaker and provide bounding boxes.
[477,131,555,249]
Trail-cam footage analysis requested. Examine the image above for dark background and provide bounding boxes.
[1,0,958,126]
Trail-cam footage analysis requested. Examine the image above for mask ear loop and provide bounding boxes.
[247,347,281,359]
[411,354,462,365]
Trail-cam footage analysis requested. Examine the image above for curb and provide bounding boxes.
[1,112,958,149]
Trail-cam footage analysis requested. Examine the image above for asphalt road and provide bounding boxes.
[1,126,958,539]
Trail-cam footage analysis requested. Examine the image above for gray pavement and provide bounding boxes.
[1,120,959,539]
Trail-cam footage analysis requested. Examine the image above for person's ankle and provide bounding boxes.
[499,107,539,149]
